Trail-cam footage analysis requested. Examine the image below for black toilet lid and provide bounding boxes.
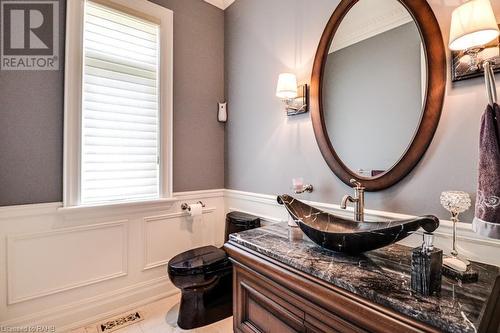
[168,246,229,275]
[227,211,261,227]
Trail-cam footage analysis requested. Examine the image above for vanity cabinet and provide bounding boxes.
[225,235,500,333]
[227,243,440,333]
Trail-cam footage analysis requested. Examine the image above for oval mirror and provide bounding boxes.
[311,0,446,191]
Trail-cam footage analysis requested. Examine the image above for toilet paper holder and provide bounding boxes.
[181,201,206,211]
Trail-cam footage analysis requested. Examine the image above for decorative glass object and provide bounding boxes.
[440,191,472,266]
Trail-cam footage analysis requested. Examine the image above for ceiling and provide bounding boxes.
[330,0,413,53]
[203,0,235,10]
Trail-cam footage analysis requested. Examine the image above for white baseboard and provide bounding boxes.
[1,276,176,332]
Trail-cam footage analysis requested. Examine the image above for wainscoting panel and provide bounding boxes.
[143,209,216,270]
[0,190,225,331]
[7,221,128,304]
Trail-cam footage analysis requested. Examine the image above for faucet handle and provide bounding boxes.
[350,179,364,189]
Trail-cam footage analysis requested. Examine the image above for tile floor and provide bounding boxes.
[72,294,233,333]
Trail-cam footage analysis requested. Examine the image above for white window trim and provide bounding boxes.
[63,0,173,208]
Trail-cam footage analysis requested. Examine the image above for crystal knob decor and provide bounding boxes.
[440,191,472,270]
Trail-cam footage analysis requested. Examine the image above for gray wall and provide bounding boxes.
[0,1,66,206]
[324,22,422,174]
[225,0,500,222]
[0,0,225,206]
[150,0,225,193]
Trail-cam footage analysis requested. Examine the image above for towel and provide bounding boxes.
[473,103,500,239]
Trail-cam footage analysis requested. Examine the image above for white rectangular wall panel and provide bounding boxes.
[143,210,215,270]
[7,221,128,304]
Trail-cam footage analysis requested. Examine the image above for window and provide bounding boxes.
[64,0,173,207]
[82,3,160,204]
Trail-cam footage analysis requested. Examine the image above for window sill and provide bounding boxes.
[57,198,178,216]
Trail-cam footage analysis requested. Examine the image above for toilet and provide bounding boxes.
[167,211,261,330]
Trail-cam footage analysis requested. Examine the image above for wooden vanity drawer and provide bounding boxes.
[304,310,366,333]
[233,258,365,333]
[234,264,306,333]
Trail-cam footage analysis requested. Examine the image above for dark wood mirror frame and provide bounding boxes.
[311,0,446,191]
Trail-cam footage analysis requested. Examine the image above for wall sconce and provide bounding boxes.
[449,0,500,81]
[276,73,309,116]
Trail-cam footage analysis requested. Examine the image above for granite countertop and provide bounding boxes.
[228,222,500,333]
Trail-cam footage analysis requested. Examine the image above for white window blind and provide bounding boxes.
[81,1,160,204]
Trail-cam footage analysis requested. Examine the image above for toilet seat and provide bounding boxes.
[167,212,261,330]
[168,246,230,277]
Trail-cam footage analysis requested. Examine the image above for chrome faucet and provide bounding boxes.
[340,179,365,221]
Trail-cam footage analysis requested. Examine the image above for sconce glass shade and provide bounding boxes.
[276,73,298,99]
[449,0,499,51]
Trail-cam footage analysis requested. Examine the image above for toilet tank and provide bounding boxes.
[224,211,261,243]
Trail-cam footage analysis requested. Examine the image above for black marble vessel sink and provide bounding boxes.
[278,194,439,254]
